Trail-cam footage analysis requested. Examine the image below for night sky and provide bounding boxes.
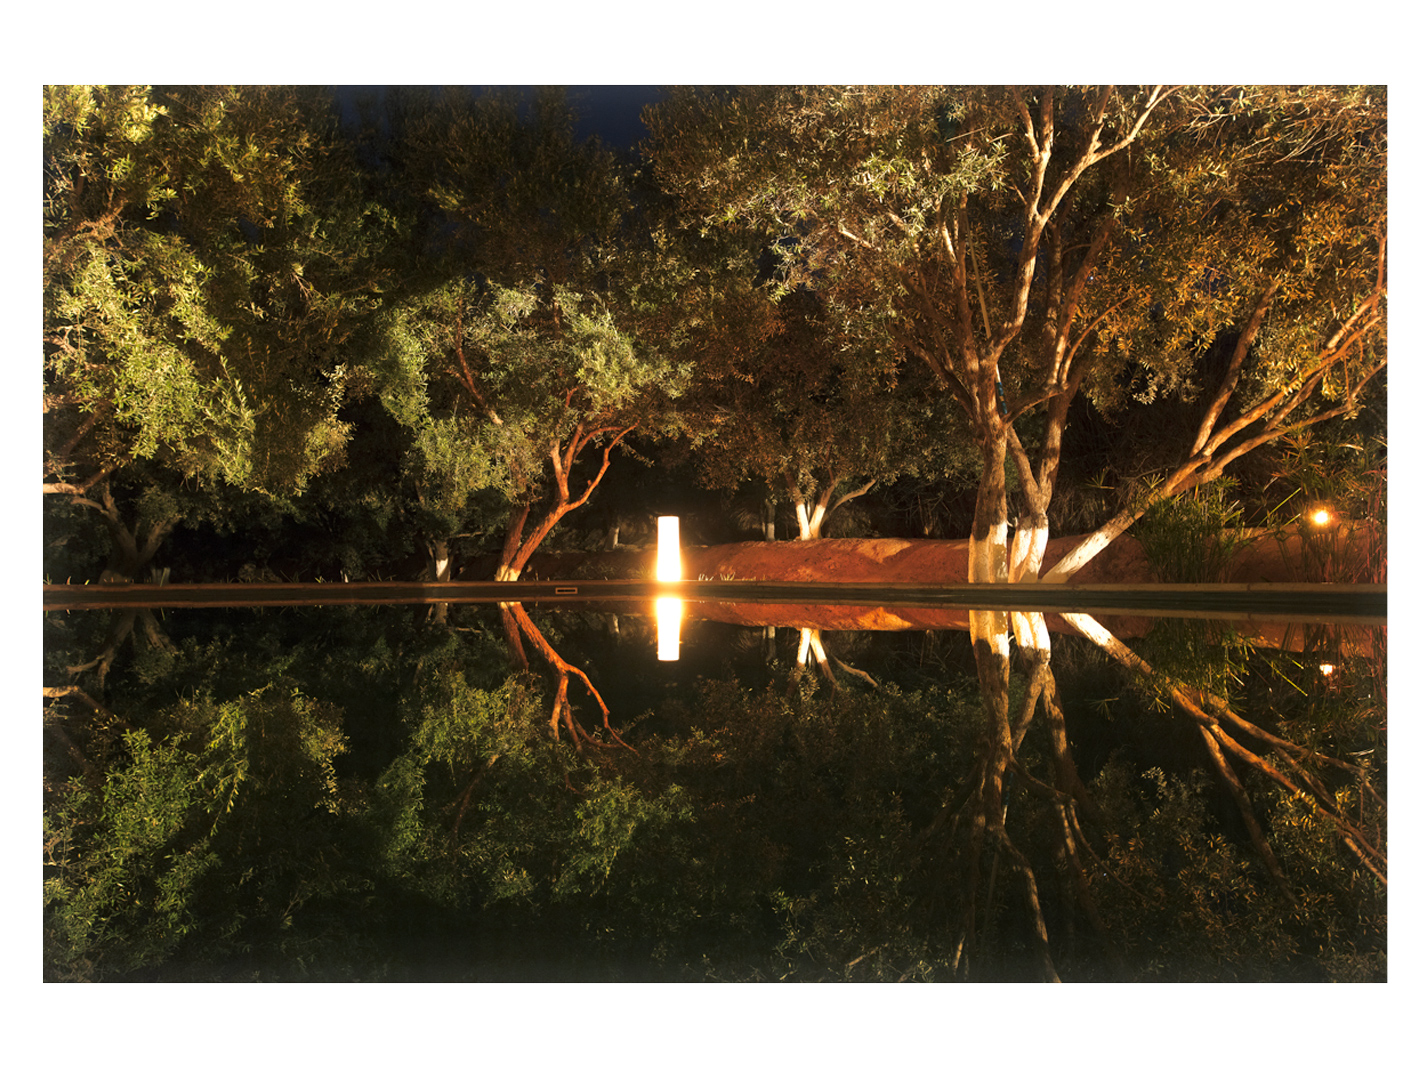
[565,85,667,149]
[333,84,667,153]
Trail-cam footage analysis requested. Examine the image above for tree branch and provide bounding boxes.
[1198,723,1296,900]
[1190,282,1281,457]
[501,425,635,581]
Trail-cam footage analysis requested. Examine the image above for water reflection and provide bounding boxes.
[43,596,1385,982]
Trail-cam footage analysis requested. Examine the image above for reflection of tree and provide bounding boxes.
[63,607,175,694]
[726,570,1384,976]
[794,628,878,689]
[41,83,1388,981]
[498,602,628,750]
[53,482,179,691]
[1064,611,1385,885]
[42,595,1384,980]
[44,682,357,981]
[755,600,1382,979]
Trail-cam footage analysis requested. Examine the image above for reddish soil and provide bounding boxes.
[679,535,1156,638]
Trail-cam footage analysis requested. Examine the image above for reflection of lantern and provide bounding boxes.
[1319,663,1336,677]
[656,597,682,661]
[656,517,682,661]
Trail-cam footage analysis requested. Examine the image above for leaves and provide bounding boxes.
[45,85,392,496]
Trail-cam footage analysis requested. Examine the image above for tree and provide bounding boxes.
[648,85,1384,579]
[383,281,674,582]
[40,85,1386,980]
[359,88,691,738]
[364,89,690,580]
[44,85,394,500]
[666,281,971,539]
[647,85,1386,978]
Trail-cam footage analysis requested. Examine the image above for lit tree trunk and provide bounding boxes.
[496,424,634,582]
[70,483,178,583]
[795,627,833,679]
[793,499,825,542]
[787,473,876,540]
[492,425,635,745]
[427,537,452,623]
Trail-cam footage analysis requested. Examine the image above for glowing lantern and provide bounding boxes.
[1319,663,1336,676]
[656,516,681,582]
[1310,506,1333,527]
[656,516,682,661]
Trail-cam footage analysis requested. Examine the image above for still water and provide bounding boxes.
[42,594,1386,982]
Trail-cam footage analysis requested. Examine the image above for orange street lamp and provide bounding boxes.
[656,516,682,661]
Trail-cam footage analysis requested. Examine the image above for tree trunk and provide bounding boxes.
[794,499,827,541]
[71,484,178,583]
[497,503,532,582]
[428,537,452,623]
[791,478,875,540]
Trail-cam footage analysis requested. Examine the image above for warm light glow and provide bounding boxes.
[1310,507,1333,526]
[656,597,682,661]
[1319,663,1336,676]
[656,516,681,582]
[656,516,682,660]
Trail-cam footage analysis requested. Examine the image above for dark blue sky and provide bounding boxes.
[566,85,667,150]
[333,85,667,152]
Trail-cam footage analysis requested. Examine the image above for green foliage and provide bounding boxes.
[1087,758,1384,980]
[383,281,688,521]
[355,88,693,554]
[646,86,1386,477]
[1134,479,1248,584]
[671,284,971,524]
[648,86,978,289]
[44,684,354,981]
[367,663,696,931]
[597,676,979,979]
[1099,88,1384,425]
[40,85,1387,982]
[45,85,394,495]
[44,730,216,980]
[42,617,1385,981]
[1127,481,1259,705]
